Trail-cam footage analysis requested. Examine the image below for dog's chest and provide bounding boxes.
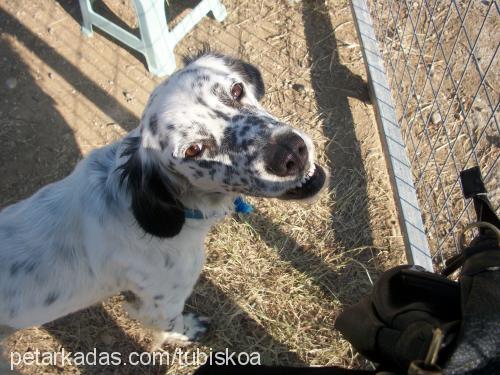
[164,222,211,270]
[126,220,213,289]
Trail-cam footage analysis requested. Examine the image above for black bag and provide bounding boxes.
[335,240,500,374]
[335,167,500,374]
[335,265,461,372]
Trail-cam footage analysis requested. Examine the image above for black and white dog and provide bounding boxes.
[0,51,326,348]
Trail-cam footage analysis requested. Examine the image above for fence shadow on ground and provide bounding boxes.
[244,0,378,309]
[302,0,372,251]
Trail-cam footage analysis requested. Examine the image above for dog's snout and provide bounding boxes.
[264,133,308,177]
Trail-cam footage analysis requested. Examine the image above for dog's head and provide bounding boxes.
[119,52,326,237]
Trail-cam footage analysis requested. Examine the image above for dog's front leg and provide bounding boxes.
[123,290,209,348]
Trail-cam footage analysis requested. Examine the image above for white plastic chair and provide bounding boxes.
[78,0,227,76]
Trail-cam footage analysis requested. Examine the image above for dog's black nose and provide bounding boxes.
[264,132,308,177]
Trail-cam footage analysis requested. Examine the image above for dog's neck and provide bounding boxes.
[178,191,237,220]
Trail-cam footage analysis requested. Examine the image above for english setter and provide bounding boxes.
[0,51,326,352]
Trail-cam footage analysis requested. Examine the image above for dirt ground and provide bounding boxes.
[0,0,404,373]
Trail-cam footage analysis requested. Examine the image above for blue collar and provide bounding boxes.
[184,197,253,220]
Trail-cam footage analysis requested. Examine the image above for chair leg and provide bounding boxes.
[133,0,176,76]
[209,0,227,22]
[145,48,177,77]
[78,0,94,37]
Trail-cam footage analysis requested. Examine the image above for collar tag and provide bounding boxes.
[184,197,253,220]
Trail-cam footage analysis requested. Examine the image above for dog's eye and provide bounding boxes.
[231,83,244,100]
[185,143,205,158]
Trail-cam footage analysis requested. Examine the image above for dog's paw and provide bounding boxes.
[183,312,210,341]
[151,331,188,350]
[152,313,209,348]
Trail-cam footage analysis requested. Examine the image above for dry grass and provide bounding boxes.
[1,0,404,373]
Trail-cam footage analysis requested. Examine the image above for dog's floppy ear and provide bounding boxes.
[118,137,185,237]
[228,58,265,101]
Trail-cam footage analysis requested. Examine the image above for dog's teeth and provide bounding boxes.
[303,165,315,180]
[296,164,317,187]
[308,164,316,176]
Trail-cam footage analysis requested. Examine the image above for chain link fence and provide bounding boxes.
[352,0,499,270]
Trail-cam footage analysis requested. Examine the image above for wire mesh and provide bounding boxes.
[365,0,499,268]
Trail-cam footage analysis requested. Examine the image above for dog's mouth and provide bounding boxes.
[278,163,326,200]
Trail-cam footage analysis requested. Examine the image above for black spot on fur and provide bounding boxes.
[211,83,223,95]
[198,160,217,169]
[44,291,59,306]
[245,152,258,167]
[10,259,38,276]
[9,307,16,319]
[149,113,158,135]
[224,166,233,178]
[164,254,172,268]
[195,96,208,107]
[247,116,267,128]
[194,170,204,178]
[239,125,250,137]
[87,263,95,277]
[202,135,218,158]
[167,317,177,330]
[154,294,164,300]
[209,169,217,180]
[160,139,168,150]
[9,262,22,276]
[194,124,211,138]
[221,127,239,151]
[118,136,185,238]
[238,139,254,151]
[122,290,142,310]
